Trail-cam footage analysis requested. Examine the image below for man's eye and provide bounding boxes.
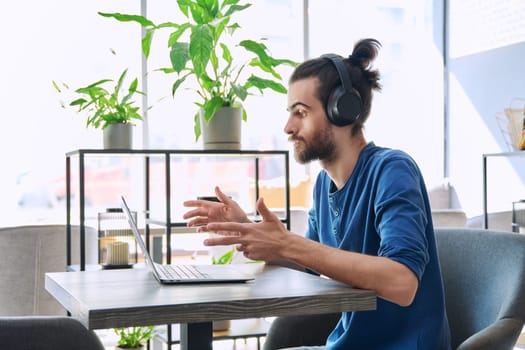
[297,110,307,117]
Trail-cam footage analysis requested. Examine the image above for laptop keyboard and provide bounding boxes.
[156,264,209,280]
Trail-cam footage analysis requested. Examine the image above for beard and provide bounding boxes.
[290,124,336,164]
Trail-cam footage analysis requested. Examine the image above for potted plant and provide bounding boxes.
[99,0,296,149]
[114,325,155,350]
[53,68,143,149]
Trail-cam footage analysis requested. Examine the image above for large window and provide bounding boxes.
[307,1,445,188]
[0,0,445,226]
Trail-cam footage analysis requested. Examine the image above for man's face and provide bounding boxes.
[285,77,336,164]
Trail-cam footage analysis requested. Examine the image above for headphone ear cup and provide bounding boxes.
[326,86,362,126]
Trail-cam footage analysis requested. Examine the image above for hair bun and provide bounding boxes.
[350,38,381,69]
[348,54,360,66]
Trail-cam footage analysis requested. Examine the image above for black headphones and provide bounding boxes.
[321,54,362,126]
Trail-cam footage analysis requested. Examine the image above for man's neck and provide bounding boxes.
[321,130,367,190]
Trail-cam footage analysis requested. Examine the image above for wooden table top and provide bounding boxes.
[45,263,376,330]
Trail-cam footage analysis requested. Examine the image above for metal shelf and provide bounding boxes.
[66,149,290,270]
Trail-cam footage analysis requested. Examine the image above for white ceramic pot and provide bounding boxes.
[200,107,242,150]
[103,123,133,149]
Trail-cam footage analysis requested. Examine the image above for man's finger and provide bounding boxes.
[256,197,279,223]
[203,235,241,246]
[215,186,232,204]
[207,220,246,231]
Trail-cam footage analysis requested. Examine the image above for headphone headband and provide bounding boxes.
[321,54,353,94]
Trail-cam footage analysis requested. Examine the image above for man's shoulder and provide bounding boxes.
[363,143,415,167]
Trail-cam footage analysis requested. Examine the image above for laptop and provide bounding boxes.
[121,195,254,284]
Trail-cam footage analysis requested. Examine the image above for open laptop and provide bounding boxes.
[121,195,254,284]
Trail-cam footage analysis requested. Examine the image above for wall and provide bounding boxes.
[447,0,525,217]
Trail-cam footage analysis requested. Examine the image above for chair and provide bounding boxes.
[0,316,105,350]
[263,313,340,350]
[263,228,525,350]
[0,224,98,316]
[435,228,525,349]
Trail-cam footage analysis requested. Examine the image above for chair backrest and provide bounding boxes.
[0,316,105,350]
[0,225,97,316]
[435,228,525,349]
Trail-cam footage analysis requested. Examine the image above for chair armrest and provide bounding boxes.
[457,318,523,350]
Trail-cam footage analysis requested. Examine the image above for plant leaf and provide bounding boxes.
[202,96,227,122]
[189,25,213,77]
[193,111,201,141]
[195,0,219,23]
[98,12,156,28]
[213,248,235,264]
[246,75,287,94]
[167,23,191,47]
[177,0,192,18]
[170,42,190,73]
[222,0,241,8]
[231,83,247,101]
[69,98,87,106]
[52,80,61,92]
[142,28,155,58]
[171,74,189,96]
[223,3,251,17]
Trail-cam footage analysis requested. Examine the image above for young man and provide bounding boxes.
[183,38,451,349]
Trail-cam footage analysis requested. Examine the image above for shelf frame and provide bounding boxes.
[66,149,290,270]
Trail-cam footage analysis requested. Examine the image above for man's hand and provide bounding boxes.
[203,197,290,262]
[182,186,250,228]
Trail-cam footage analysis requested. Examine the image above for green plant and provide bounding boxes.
[212,247,236,264]
[114,326,154,348]
[99,0,297,140]
[53,68,143,130]
[212,247,262,264]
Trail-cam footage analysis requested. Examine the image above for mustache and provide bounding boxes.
[288,135,305,143]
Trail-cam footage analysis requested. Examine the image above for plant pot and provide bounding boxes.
[115,346,144,350]
[213,319,231,331]
[200,107,242,150]
[103,123,133,149]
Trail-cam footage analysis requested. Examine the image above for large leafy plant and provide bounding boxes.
[99,0,296,140]
[53,68,143,130]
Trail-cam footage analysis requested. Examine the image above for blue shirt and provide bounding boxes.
[307,142,451,350]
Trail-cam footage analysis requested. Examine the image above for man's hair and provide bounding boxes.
[289,38,382,134]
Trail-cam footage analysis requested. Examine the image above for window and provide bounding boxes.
[0,0,445,226]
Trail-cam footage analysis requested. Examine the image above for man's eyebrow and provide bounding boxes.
[287,102,311,111]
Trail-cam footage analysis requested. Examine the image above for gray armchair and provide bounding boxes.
[0,316,105,350]
[436,228,525,349]
[264,228,525,350]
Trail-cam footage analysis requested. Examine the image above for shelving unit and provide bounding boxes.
[482,150,525,229]
[65,149,290,271]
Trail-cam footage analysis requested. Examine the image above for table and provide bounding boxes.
[45,264,376,350]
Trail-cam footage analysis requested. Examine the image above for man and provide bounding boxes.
[183,38,451,349]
